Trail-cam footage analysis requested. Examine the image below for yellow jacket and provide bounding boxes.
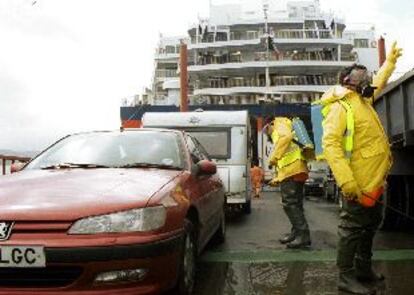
[269,117,308,183]
[322,56,399,194]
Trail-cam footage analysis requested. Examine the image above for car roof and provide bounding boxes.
[65,128,185,138]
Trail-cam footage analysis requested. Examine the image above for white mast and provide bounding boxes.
[263,0,271,98]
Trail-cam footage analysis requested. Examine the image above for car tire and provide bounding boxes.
[176,219,197,295]
[212,207,226,244]
[243,200,251,214]
[323,186,329,200]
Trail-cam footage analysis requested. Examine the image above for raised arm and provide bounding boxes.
[373,41,403,100]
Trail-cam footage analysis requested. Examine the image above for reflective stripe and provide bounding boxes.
[320,99,354,160]
[277,147,305,169]
[338,100,354,159]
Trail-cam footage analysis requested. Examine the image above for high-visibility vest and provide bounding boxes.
[277,139,305,169]
[321,99,355,159]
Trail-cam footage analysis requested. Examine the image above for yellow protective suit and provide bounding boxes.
[269,117,308,184]
[322,42,402,198]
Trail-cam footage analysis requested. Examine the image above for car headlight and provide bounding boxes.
[68,206,166,234]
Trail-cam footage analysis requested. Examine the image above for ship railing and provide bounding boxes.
[195,50,355,65]
[0,155,31,175]
[154,69,179,78]
[190,28,336,44]
[195,75,337,89]
[274,29,333,39]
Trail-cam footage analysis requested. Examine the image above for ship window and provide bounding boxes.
[246,31,258,40]
[354,39,369,48]
[165,45,176,54]
[230,31,241,41]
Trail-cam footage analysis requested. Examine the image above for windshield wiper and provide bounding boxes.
[118,162,181,170]
[41,163,111,170]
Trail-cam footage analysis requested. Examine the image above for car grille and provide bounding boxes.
[0,266,83,287]
[13,221,72,234]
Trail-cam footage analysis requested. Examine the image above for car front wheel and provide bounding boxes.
[176,219,197,295]
[212,207,226,244]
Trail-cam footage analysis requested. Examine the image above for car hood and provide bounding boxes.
[0,168,182,221]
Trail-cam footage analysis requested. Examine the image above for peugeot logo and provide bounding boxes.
[0,222,14,241]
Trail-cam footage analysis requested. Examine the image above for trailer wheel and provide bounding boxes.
[243,200,251,214]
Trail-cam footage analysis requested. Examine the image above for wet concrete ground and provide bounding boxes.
[191,189,414,294]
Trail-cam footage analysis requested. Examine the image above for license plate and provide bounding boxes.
[0,246,45,268]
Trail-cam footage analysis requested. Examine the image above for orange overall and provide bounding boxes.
[250,166,264,198]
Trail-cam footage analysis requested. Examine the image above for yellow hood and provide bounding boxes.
[318,85,353,105]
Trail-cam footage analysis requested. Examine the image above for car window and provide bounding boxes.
[185,135,206,164]
[191,136,211,161]
[26,131,184,169]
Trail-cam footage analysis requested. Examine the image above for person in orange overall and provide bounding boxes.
[250,160,264,198]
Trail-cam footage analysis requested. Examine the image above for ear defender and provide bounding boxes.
[343,75,351,85]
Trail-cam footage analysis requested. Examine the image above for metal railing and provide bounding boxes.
[274,29,333,39]
[195,75,337,89]
[195,50,355,65]
[1,155,30,175]
[154,69,179,79]
[191,29,336,44]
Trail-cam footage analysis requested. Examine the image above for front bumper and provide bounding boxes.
[226,191,248,204]
[304,183,325,196]
[0,234,183,295]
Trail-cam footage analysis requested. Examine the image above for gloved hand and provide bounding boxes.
[341,180,362,201]
[269,178,279,187]
[386,41,403,64]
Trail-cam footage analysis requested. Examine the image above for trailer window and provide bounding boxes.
[189,130,231,159]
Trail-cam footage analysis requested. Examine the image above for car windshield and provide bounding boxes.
[26,131,184,170]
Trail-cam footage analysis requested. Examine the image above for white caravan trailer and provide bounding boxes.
[142,110,252,214]
[257,125,275,182]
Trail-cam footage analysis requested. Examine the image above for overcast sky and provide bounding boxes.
[0,0,412,152]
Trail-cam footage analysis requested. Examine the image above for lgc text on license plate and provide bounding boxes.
[0,246,46,268]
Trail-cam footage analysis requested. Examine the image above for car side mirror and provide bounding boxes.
[197,160,216,176]
[11,162,26,174]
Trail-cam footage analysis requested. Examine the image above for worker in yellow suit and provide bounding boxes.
[322,42,403,294]
[268,117,311,249]
[250,160,264,198]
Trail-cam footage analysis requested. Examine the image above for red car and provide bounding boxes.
[0,129,226,294]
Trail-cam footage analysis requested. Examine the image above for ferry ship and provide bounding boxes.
[121,0,381,177]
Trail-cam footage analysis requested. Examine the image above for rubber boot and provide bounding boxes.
[285,195,311,249]
[355,257,384,283]
[355,228,384,283]
[279,229,296,244]
[286,229,311,249]
[281,207,299,244]
[338,269,376,295]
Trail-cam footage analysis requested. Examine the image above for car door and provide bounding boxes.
[185,135,221,248]
[189,136,224,244]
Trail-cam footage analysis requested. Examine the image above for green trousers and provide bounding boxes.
[280,179,309,233]
[337,198,383,272]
